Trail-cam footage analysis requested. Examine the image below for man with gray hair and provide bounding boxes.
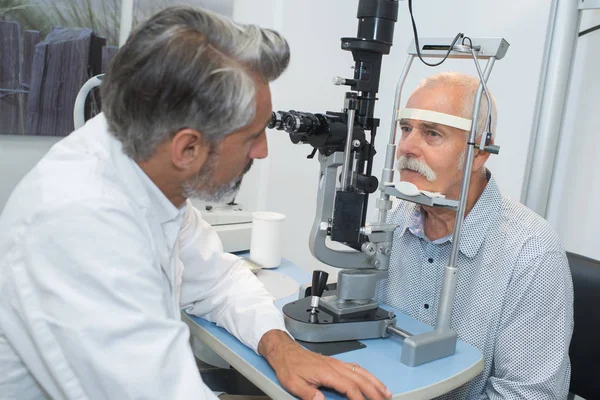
[380,72,573,399]
[0,6,391,400]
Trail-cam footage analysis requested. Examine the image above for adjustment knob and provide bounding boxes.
[332,76,346,85]
[309,270,329,318]
[311,270,329,297]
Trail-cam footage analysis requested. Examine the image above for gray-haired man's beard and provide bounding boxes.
[182,159,253,203]
[184,176,243,203]
[396,155,437,182]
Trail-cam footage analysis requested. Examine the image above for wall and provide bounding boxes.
[3,1,580,269]
[234,0,553,277]
[0,0,236,213]
[0,136,60,209]
[546,10,600,261]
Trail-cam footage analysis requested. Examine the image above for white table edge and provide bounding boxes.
[182,312,294,399]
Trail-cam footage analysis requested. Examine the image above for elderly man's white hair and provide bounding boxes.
[415,72,498,140]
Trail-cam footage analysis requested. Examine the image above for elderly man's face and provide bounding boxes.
[396,85,468,196]
[182,81,271,202]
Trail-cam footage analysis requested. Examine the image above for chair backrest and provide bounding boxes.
[566,251,600,399]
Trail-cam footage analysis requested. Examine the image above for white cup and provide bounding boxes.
[249,211,286,269]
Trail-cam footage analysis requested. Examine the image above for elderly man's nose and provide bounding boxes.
[398,131,422,158]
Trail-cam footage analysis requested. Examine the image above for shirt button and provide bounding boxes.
[428,258,434,263]
[424,304,429,309]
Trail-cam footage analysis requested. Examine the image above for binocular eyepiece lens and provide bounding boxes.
[268,111,321,136]
[267,111,285,130]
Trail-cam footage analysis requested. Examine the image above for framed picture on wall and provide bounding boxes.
[0,0,233,137]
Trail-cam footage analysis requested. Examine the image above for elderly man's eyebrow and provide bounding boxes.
[400,118,446,131]
[421,121,444,131]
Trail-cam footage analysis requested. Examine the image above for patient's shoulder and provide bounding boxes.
[496,194,566,267]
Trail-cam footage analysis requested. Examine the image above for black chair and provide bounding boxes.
[566,251,600,400]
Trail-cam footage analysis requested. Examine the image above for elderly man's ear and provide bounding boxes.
[472,137,493,174]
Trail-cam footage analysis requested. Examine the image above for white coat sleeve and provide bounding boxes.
[178,201,289,353]
[19,200,217,400]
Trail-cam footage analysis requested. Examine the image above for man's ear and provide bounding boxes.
[472,137,492,174]
[170,128,210,172]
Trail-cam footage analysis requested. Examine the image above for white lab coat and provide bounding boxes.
[0,114,288,400]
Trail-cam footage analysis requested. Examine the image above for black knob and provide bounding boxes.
[311,270,329,297]
[356,174,379,194]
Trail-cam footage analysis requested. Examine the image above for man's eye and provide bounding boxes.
[400,126,411,133]
[427,131,441,137]
[248,132,262,143]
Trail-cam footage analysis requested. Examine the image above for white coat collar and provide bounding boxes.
[84,114,186,227]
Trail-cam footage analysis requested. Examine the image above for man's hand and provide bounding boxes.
[258,329,392,400]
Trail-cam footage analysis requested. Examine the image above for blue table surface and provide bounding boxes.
[186,257,483,399]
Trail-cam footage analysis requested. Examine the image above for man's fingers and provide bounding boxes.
[348,363,392,398]
[313,391,325,400]
[269,345,391,400]
[281,376,324,400]
[313,369,366,400]
[346,370,387,400]
[297,387,324,400]
[324,359,390,400]
[295,385,325,400]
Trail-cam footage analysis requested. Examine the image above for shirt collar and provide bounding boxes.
[398,171,502,258]
[131,161,185,225]
[94,113,185,226]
